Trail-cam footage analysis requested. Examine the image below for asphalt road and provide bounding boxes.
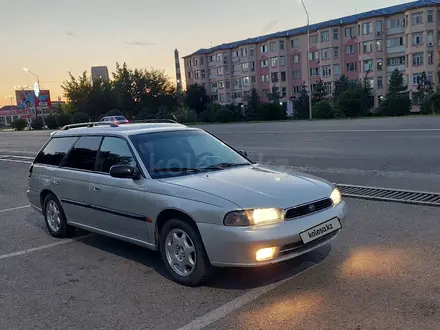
[1,116,439,192]
[0,117,439,329]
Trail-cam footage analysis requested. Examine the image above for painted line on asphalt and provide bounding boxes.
[0,158,32,164]
[0,205,31,213]
[0,234,93,261]
[177,261,318,330]
[0,154,35,159]
[212,128,440,134]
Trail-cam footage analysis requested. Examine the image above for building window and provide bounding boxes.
[376,20,383,33]
[309,68,319,76]
[377,59,383,71]
[241,48,248,57]
[428,10,434,23]
[387,56,405,66]
[321,65,331,77]
[249,47,255,56]
[412,52,424,66]
[333,28,339,40]
[292,54,300,63]
[428,51,434,64]
[364,59,373,72]
[345,45,356,54]
[411,12,423,25]
[251,76,256,84]
[242,62,249,71]
[242,77,250,86]
[334,64,340,75]
[201,70,206,79]
[344,26,356,37]
[234,78,241,88]
[308,51,318,60]
[217,66,223,75]
[290,38,300,48]
[218,80,224,89]
[412,73,423,85]
[225,80,230,88]
[428,30,434,45]
[261,59,269,68]
[320,30,330,42]
[262,89,269,97]
[293,86,301,94]
[346,62,357,72]
[260,45,268,53]
[412,33,423,45]
[280,56,286,66]
[279,40,285,50]
[321,48,330,59]
[281,87,287,97]
[333,47,339,58]
[293,70,301,79]
[269,42,277,52]
[310,35,318,44]
[362,22,373,35]
[261,74,269,83]
[363,41,373,53]
[271,72,279,83]
[376,40,383,51]
[270,57,278,67]
[387,37,404,48]
[281,71,286,82]
[377,77,383,89]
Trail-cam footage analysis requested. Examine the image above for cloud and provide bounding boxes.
[65,31,76,37]
[262,20,279,33]
[124,41,157,46]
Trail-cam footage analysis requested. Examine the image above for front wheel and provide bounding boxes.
[159,219,213,286]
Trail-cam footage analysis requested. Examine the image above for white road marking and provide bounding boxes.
[212,128,440,134]
[0,154,35,159]
[0,205,31,213]
[0,234,93,261]
[0,158,32,164]
[176,262,318,330]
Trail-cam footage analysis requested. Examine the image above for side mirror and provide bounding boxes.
[239,150,248,157]
[109,165,140,180]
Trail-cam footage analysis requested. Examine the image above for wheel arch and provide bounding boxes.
[155,209,201,247]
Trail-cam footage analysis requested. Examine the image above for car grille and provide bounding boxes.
[285,198,333,220]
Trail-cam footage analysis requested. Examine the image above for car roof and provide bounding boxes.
[52,122,201,138]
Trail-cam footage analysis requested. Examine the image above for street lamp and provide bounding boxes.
[5,96,15,123]
[300,0,313,120]
[23,67,45,127]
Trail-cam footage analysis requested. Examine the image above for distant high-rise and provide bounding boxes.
[174,49,182,92]
[91,66,109,82]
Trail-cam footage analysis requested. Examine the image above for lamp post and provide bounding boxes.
[300,0,313,120]
[23,68,45,128]
[5,95,15,125]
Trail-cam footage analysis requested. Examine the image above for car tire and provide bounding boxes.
[43,193,75,238]
[159,218,214,286]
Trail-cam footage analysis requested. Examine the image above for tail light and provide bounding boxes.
[28,163,34,177]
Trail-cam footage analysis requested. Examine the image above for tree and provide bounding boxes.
[333,74,351,102]
[413,71,433,111]
[312,78,328,104]
[185,84,209,115]
[246,88,261,120]
[380,69,411,116]
[337,86,368,118]
[313,100,334,119]
[292,83,310,119]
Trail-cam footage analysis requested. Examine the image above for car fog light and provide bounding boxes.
[256,247,277,261]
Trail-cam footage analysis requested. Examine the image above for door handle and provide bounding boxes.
[93,187,101,192]
[53,179,60,185]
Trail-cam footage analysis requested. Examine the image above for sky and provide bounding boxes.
[0,0,410,107]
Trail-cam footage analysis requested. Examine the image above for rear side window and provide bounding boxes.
[62,136,102,171]
[34,137,77,166]
[95,137,136,173]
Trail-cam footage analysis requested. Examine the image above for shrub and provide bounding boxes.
[259,103,285,121]
[71,112,90,123]
[45,115,58,129]
[216,108,235,123]
[11,118,28,131]
[56,113,71,127]
[312,101,334,119]
[174,108,199,123]
[105,109,124,117]
[379,93,411,116]
[31,117,44,130]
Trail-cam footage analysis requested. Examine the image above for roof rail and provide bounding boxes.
[129,119,179,124]
[60,121,119,130]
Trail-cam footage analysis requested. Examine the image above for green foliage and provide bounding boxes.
[312,78,328,104]
[185,84,210,115]
[105,109,124,117]
[413,71,434,108]
[337,87,368,118]
[245,88,261,120]
[45,115,58,129]
[11,118,28,131]
[259,102,285,121]
[421,90,440,115]
[71,112,90,123]
[333,75,351,102]
[173,108,199,123]
[293,83,310,119]
[313,101,334,119]
[31,117,44,130]
[379,68,411,116]
[387,68,407,94]
[56,113,72,127]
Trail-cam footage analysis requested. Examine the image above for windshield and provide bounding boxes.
[130,130,251,178]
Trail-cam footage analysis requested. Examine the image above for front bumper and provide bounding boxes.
[197,200,347,267]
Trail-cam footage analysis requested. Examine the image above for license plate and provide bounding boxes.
[300,218,341,244]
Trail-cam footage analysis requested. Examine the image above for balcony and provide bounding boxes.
[387,46,405,54]
[387,64,404,72]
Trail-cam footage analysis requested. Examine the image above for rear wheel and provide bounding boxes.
[43,193,75,238]
[159,218,213,286]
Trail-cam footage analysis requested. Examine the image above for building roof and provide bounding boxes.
[184,0,440,58]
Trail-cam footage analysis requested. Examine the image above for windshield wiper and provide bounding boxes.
[203,162,250,170]
[152,167,201,173]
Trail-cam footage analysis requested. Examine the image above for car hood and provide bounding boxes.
[159,165,333,209]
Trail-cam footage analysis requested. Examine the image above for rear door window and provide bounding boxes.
[95,137,136,173]
[62,136,102,171]
[34,137,77,166]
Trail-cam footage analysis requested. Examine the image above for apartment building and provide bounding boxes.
[183,0,440,109]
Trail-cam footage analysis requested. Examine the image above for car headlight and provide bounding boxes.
[330,187,342,206]
[224,208,285,226]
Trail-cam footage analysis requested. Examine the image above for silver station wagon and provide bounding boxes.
[27,120,347,286]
